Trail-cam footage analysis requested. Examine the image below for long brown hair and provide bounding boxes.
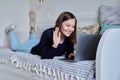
[54,12,77,43]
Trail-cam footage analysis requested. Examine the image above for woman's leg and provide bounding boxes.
[21,37,39,53]
[20,11,39,53]
[9,32,21,51]
[19,27,39,53]
[9,31,39,53]
[6,24,39,53]
[5,24,22,51]
[20,11,40,53]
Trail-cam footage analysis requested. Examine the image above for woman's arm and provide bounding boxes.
[40,29,58,59]
[65,39,74,60]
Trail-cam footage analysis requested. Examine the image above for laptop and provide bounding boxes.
[59,33,100,63]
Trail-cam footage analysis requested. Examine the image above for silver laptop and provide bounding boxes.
[59,33,100,62]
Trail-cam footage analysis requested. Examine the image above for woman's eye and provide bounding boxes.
[66,25,70,27]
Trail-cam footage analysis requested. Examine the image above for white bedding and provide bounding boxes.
[0,48,95,80]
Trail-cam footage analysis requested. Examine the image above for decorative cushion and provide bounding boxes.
[77,24,100,36]
[100,24,120,35]
[74,24,100,50]
[99,5,120,25]
[74,33,101,62]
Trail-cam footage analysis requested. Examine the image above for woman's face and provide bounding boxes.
[61,19,75,37]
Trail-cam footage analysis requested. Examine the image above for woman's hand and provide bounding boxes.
[52,27,61,48]
[68,53,74,60]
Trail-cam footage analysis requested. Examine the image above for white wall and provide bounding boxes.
[29,0,120,26]
[0,0,119,47]
[0,0,30,47]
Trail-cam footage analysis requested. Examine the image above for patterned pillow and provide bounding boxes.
[99,5,120,25]
[77,24,100,37]
[75,24,100,50]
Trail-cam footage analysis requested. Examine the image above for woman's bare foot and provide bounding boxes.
[30,27,35,34]
[29,11,36,34]
[5,24,16,34]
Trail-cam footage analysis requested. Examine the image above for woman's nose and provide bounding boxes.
[69,26,74,31]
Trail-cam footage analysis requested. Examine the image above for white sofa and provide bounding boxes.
[96,28,120,80]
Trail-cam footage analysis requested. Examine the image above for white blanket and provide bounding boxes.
[0,48,95,80]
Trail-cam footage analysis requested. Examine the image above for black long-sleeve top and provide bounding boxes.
[31,28,74,59]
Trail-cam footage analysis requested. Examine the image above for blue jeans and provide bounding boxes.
[9,32,39,53]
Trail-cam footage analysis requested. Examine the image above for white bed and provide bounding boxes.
[1,28,120,80]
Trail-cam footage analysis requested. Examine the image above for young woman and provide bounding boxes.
[6,12,77,59]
